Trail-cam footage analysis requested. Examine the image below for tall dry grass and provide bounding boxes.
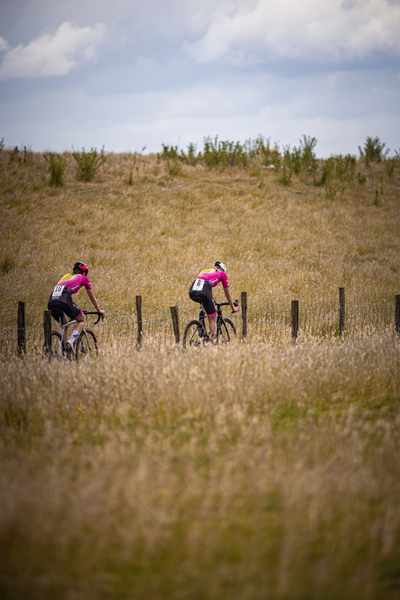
[0,148,399,309]
[1,338,400,599]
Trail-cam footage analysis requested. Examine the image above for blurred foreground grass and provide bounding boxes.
[1,337,400,599]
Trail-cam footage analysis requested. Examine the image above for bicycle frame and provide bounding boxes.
[54,311,101,356]
[198,301,236,339]
[56,310,101,336]
[58,317,78,342]
[183,301,238,348]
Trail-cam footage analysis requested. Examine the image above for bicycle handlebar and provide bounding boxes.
[83,310,103,325]
[215,299,239,312]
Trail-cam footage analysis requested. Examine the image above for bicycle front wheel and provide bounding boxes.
[75,329,98,360]
[183,320,205,348]
[217,318,237,345]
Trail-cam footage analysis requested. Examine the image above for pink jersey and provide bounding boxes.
[56,273,92,294]
[197,269,229,288]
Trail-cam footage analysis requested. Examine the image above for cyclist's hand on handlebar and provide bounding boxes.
[99,309,105,321]
[232,305,240,313]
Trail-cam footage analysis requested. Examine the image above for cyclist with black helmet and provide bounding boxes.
[48,261,104,352]
[189,261,239,342]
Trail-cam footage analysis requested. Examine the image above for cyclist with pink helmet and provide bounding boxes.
[48,261,104,352]
[189,261,239,342]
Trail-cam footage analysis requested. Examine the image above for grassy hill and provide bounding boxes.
[1,140,399,309]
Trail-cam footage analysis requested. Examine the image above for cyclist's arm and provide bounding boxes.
[87,289,105,320]
[223,287,239,312]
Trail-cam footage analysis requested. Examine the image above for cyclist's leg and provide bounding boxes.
[49,306,64,325]
[74,311,86,333]
[60,295,85,347]
[48,302,69,355]
[208,314,217,338]
[67,309,85,347]
[189,282,206,312]
[49,302,68,332]
[199,284,217,339]
[189,281,217,338]
[61,313,69,338]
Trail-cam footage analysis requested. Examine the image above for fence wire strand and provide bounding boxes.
[0,291,398,355]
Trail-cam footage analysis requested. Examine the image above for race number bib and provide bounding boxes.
[193,279,205,291]
[52,284,64,298]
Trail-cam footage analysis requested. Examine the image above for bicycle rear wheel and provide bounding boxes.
[183,320,206,348]
[43,331,64,359]
[217,318,237,345]
[75,329,98,360]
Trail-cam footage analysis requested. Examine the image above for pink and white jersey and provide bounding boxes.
[56,273,92,294]
[197,269,229,288]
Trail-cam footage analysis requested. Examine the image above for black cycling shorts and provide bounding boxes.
[48,289,82,324]
[189,279,216,316]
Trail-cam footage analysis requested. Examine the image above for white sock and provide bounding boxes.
[68,330,80,345]
[59,340,63,355]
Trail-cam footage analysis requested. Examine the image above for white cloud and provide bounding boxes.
[2,64,398,158]
[0,36,9,52]
[184,0,400,64]
[0,21,106,80]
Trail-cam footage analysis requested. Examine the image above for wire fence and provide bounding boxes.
[1,290,399,356]
[246,291,397,341]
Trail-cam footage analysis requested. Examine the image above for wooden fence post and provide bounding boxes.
[17,301,26,354]
[291,300,299,343]
[241,291,247,339]
[43,310,52,355]
[339,287,345,336]
[170,306,180,344]
[396,295,400,335]
[136,295,143,347]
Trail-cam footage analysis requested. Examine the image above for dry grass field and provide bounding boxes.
[1,141,400,599]
[0,143,399,307]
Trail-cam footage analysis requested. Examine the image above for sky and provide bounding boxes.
[0,0,399,157]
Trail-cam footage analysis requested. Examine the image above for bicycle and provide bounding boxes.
[183,300,238,348]
[46,311,101,360]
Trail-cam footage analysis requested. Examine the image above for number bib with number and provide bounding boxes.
[52,284,64,298]
[193,278,205,291]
